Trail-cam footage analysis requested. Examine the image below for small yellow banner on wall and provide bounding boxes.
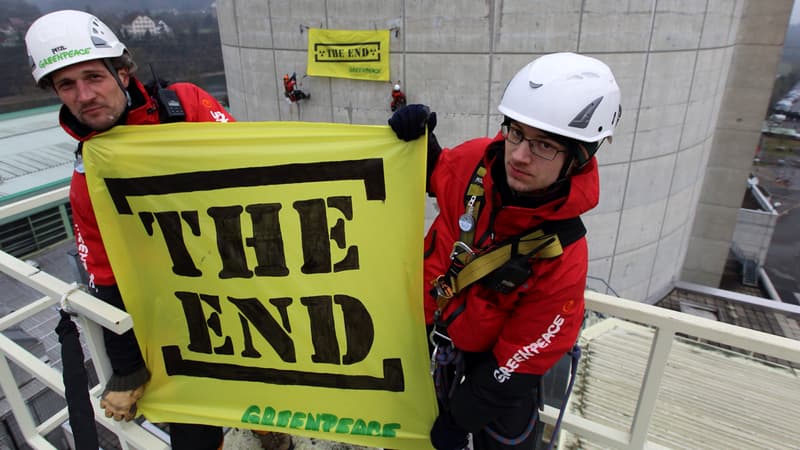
[82,122,435,449]
[307,28,390,81]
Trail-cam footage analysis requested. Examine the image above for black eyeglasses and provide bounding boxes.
[501,124,566,161]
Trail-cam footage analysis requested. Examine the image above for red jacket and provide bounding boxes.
[64,77,235,287]
[284,79,296,93]
[425,133,599,377]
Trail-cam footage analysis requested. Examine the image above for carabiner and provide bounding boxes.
[429,326,452,347]
[432,275,454,299]
[450,241,475,262]
[430,345,439,376]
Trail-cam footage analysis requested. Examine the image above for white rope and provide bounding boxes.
[59,281,81,314]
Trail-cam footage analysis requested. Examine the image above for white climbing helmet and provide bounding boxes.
[25,10,127,85]
[498,52,621,143]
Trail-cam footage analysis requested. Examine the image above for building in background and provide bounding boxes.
[216,0,794,303]
[120,15,172,39]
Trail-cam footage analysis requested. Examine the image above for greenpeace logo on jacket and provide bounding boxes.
[494,313,565,382]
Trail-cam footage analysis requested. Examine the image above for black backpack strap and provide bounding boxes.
[542,217,586,249]
[146,65,186,123]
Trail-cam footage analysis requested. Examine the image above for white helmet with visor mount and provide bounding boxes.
[498,52,621,166]
[25,10,127,86]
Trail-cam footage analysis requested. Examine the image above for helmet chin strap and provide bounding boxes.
[102,58,131,108]
[557,153,575,181]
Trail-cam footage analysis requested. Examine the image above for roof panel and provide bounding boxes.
[565,319,800,450]
[0,108,75,203]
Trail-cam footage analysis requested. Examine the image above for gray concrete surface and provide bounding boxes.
[215,0,795,301]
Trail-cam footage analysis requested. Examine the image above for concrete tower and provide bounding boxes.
[215,0,793,302]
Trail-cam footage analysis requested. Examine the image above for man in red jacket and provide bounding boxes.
[25,10,237,450]
[389,53,621,449]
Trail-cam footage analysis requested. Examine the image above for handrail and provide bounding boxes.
[535,290,800,449]
[0,251,131,333]
[0,185,69,221]
[0,248,163,449]
[586,275,620,297]
[1,249,799,449]
[586,290,800,361]
[0,332,168,450]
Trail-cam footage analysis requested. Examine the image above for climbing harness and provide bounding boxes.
[427,159,586,446]
[428,160,583,341]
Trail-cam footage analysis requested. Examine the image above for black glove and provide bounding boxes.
[430,409,469,450]
[388,104,437,141]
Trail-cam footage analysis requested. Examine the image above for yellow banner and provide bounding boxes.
[307,28,390,81]
[82,122,435,449]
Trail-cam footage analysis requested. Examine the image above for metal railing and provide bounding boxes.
[0,249,168,450]
[0,188,168,450]
[546,290,800,449]
[1,194,800,449]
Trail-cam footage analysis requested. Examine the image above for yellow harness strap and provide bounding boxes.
[434,229,564,309]
[432,160,581,311]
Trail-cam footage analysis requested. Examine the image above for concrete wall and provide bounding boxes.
[215,0,793,301]
[682,0,793,287]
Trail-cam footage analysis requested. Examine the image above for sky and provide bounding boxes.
[793,0,800,24]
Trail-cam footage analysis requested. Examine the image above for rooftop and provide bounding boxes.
[567,318,799,450]
[0,106,73,205]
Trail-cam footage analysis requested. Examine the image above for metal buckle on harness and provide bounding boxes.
[449,241,475,262]
[429,327,452,347]
[432,275,454,299]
